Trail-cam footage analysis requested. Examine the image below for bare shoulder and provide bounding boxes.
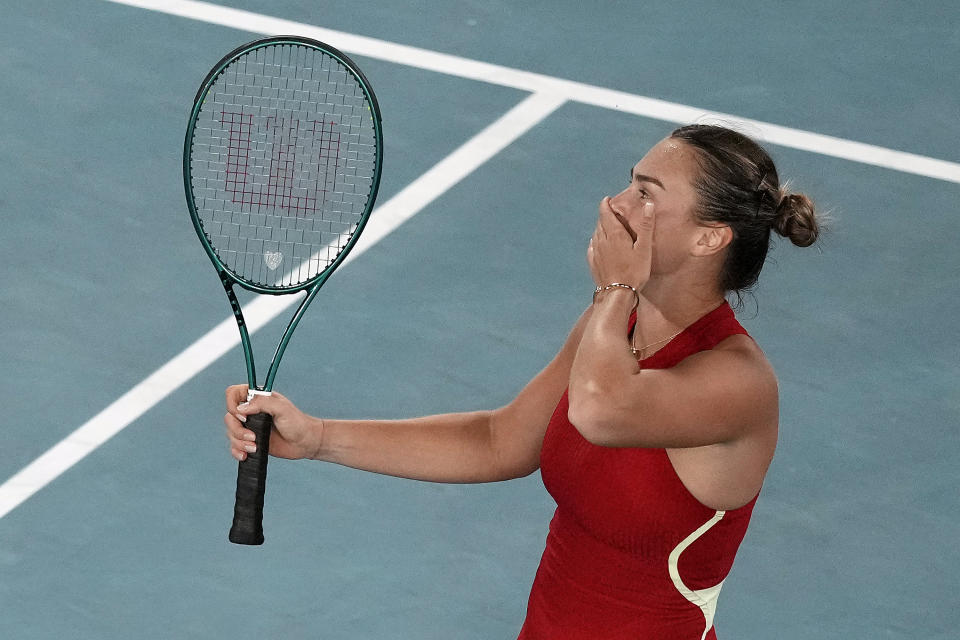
[713,331,773,361]
[713,333,779,406]
[697,332,780,439]
[667,333,780,511]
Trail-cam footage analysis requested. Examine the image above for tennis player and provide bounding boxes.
[224,124,819,639]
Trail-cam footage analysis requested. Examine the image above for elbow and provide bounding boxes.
[487,407,542,481]
[567,390,621,447]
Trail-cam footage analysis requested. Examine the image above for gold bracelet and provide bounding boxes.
[592,283,640,310]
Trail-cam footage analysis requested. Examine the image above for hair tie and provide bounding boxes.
[754,172,770,217]
[755,172,768,192]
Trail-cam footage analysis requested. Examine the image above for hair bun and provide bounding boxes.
[773,191,819,247]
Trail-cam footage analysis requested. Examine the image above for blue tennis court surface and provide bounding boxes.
[1,1,958,638]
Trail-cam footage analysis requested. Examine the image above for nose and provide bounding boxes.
[609,188,630,213]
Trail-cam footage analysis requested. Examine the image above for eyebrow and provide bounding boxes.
[630,170,666,191]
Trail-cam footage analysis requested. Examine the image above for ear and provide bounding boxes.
[692,224,732,257]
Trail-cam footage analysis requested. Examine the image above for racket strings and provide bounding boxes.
[190,43,378,288]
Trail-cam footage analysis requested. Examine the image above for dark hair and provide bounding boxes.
[670,124,819,295]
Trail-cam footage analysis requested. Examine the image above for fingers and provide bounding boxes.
[597,197,654,244]
[224,385,286,416]
[232,390,282,421]
[636,201,655,231]
[224,384,268,462]
[613,211,637,242]
[224,387,303,461]
[632,202,655,249]
[591,197,633,260]
[598,197,627,239]
[235,394,273,418]
[224,388,251,463]
[586,238,599,285]
[225,384,249,414]
[589,197,656,292]
[224,411,257,461]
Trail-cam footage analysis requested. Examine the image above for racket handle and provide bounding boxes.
[229,411,272,545]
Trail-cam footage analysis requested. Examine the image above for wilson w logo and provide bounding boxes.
[219,112,342,215]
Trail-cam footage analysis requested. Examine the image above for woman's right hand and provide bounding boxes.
[224,385,323,461]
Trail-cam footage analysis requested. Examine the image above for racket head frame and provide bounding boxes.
[183,35,383,392]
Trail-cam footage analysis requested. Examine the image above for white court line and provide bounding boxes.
[105,0,960,184]
[0,92,565,520]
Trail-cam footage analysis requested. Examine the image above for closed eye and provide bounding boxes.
[630,169,666,192]
[629,174,650,198]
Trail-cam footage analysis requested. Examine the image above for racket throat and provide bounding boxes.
[247,388,274,401]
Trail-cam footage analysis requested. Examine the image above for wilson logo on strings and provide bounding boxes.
[263,251,283,270]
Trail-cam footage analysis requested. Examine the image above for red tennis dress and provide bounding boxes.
[518,302,757,640]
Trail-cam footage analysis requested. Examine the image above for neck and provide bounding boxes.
[635,273,726,351]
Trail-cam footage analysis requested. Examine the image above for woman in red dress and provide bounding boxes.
[224,124,820,639]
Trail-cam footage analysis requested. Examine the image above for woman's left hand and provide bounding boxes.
[587,196,655,291]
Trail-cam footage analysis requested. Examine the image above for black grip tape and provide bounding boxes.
[229,411,272,545]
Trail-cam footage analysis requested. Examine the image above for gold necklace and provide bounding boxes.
[630,327,684,358]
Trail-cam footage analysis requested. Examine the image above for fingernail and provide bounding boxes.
[244,444,257,453]
[243,432,256,441]
[237,402,249,411]
[235,413,247,423]
[235,451,246,462]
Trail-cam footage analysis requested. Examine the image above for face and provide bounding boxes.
[607,137,723,274]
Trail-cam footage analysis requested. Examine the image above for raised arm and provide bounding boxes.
[568,290,778,448]
[225,308,593,483]
[569,192,778,450]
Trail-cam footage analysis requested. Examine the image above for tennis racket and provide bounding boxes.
[183,36,383,545]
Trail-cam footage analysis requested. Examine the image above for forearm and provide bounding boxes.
[567,290,640,445]
[571,290,638,390]
[297,309,598,484]
[315,410,507,483]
